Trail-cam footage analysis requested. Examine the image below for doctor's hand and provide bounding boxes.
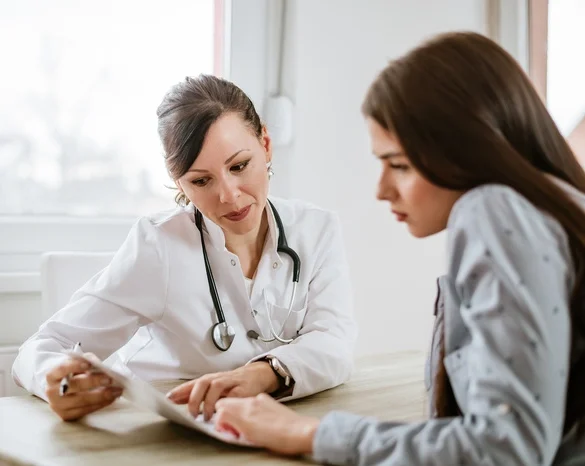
[45,356,123,421]
[166,362,280,421]
[215,394,320,456]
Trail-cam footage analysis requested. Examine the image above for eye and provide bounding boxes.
[192,178,209,187]
[389,163,409,171]
[231,160,250,173]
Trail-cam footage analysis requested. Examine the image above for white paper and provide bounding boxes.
[67,352,253,446]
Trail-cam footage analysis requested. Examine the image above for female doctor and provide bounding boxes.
[12,74,357,421]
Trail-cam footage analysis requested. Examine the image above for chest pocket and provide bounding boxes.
[263,300,308,341]
[444,345,471,411]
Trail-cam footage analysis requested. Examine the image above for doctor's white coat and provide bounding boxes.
[12,197,357,402]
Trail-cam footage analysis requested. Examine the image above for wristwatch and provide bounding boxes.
[261,355,295,398]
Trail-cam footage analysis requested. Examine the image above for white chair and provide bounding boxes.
[40,252,115,320]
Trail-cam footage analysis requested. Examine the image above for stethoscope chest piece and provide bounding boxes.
[211,322,236,351]
[196,200,300,351]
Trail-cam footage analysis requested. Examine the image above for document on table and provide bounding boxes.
[67,352,253,447]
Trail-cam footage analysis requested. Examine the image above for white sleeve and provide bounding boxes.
[12,217,169,400]
[249,212,357,399]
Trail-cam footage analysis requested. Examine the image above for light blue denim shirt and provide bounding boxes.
[313,180,585,465]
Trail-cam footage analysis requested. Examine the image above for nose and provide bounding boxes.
[376,168,398,202]
[217,176,240,204]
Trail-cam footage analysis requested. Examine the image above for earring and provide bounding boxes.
[266,161,274,179]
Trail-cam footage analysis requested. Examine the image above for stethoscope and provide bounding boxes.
[195,200,301,351]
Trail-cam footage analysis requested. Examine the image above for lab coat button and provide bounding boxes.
[231,259,236,266]
[272,262,278,269]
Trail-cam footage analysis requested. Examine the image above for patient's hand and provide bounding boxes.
[215,393,320,455]
[45,355,123,421]
[165,362,279,421]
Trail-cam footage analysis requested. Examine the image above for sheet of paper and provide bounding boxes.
[67,352,253,447]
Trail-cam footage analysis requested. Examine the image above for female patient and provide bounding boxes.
[212,32,585,464]
[12,75,356,422]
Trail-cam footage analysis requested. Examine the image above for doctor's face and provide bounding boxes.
[177,113,272,237]
[367,118,463,238]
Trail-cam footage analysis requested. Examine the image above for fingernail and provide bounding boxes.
[100,377,111,386]
[165,390,175,398]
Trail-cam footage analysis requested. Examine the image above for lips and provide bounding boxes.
[392,210,407,222]
[224,205,251,222]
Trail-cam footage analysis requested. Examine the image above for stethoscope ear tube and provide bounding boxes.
[268,200,301,282]
[195,209,227,324]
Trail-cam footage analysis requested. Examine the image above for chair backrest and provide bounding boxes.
[40,252,115,321]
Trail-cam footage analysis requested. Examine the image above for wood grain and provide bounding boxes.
[0,351,426,465]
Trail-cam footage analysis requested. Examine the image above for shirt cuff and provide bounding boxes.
[312,411,366,465]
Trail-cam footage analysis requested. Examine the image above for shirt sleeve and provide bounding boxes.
[248,212,357,400]
[12,217,169,400]
[313,186,573,465]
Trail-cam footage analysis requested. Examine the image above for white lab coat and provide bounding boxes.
[12,197,357,402]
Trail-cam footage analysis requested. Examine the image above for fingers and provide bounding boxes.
[63,372,112,395]
[215,397,252,438]
[46,359,91,384]
[58,395,119,422]
[186,377,233,421]
[165,380,195,404]
[48,386,123,411]
[202,378,236,421]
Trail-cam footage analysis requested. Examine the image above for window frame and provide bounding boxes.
[526,0,585,164]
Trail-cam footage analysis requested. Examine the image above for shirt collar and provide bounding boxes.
[190,200,283,264]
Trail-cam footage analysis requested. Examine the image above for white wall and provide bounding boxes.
[0,1,490,396]
[283,0,488,355]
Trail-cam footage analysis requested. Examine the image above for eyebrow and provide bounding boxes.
[376,151,404,160]
[187,149,250,173]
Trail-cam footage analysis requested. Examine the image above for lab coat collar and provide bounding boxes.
[190,200,284,265]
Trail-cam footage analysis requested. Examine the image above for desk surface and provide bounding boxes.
[0,351,426,465]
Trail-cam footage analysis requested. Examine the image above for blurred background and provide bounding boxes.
[1,0,583,396]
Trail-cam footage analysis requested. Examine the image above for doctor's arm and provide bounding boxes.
[12,217,168,403]
[250,212,358,399]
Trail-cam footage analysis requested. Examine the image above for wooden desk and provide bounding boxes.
[0,351,426,465]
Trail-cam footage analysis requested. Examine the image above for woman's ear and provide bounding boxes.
[261,125,273,165]
[175,179,185,194]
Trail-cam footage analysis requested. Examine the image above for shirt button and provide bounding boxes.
[273,262,278,269]
[496,403,511,415]
[231,259,236,266]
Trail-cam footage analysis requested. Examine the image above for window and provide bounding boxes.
[527,0,585,164]
[547,0,585,164]
[0,0,218,217]
[0,0,270,286]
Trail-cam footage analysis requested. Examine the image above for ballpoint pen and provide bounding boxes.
[59,342,83,396]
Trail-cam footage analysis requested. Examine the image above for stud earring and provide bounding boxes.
[266,161,274,179]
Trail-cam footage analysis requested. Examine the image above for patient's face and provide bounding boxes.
[366,118,463,238]
[177,113,272,237]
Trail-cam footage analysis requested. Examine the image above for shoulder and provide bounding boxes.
[448,184,567,248]
[269,196,340,233]
[446,184,573,283]
[131,205,196,245]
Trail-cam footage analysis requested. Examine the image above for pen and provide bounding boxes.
[59,342,83,396]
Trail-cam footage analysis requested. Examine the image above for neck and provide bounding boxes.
[224,209,269,279]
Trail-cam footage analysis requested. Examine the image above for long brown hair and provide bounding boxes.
[156,74,263,205]
[362,31,585,435]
